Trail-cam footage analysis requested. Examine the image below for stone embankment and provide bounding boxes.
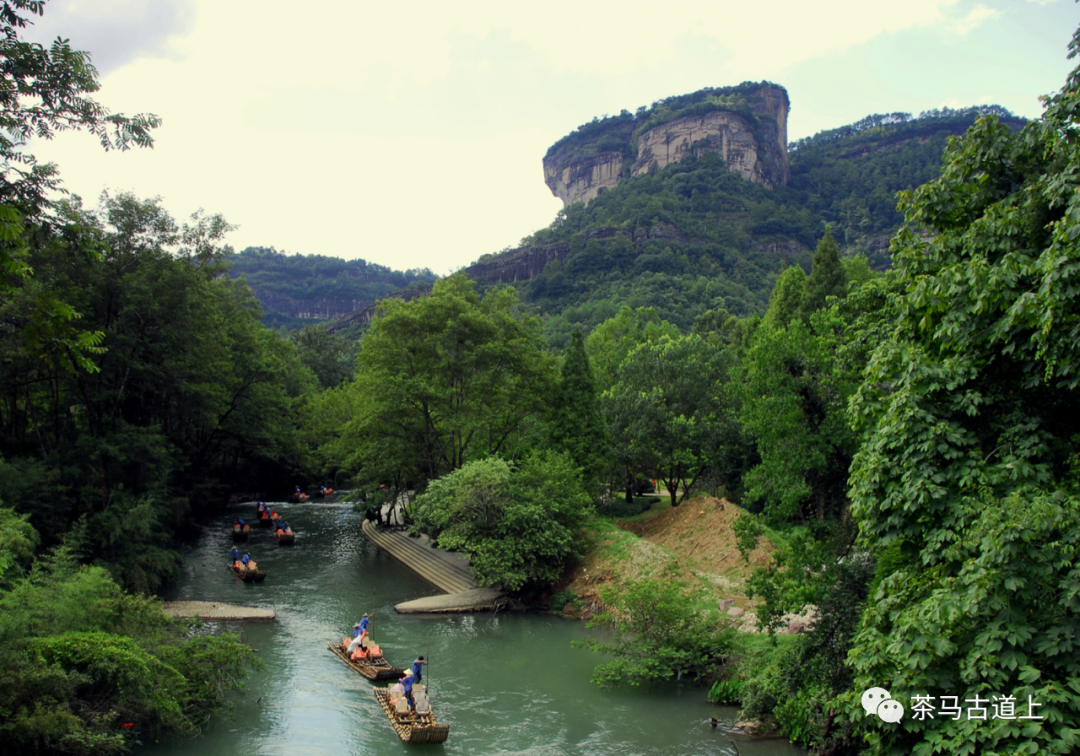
[360,520,505,613]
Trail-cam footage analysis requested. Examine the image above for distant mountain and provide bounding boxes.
[325,95,1025,348]
[227,247,438,330]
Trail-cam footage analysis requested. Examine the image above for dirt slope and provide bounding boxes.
[558,495,775,621]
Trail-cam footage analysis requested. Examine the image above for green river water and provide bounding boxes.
[144,501,805,756]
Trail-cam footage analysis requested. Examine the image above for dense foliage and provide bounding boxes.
[580,576,735,687]
[0,6,287,750]
[408,452,590,591]
[0,193,316,591]
[313,274,556,501]
[228,246,437,330]
[0,539,257,756]
[840,27,1080,754]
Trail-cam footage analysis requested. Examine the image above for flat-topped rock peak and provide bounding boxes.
[543,82,789,207]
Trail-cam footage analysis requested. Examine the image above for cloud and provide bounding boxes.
[950,5,1002,35]
[22,0,197,74]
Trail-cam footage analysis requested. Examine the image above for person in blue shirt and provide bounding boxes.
[241,553,250,566]
[411,656,427,684]
[356,613,371,635]
[401,669,415,708]
[231,547,239,561]
[237,518,245,526]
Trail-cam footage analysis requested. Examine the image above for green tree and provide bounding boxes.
[548,329,610,489]
[0,193,317,590]
[290,323,355,389]
[802,229,845,316]
[580,576,734,687]
[739,307,857,523]
[0,547,258,755]
[762,265,808,329]
[603,334,739,507]
[585,305,680,391]
[408,451,590,591]
[329,274,556,491]
[1,0,160,371]
[844,28,1080,755]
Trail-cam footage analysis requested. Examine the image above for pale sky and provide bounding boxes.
[23,0,1079,274]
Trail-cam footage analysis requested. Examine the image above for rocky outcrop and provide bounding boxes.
[466,227,630,285]
[246,289,372,321]
[543,150,626,207]
[543,82,790,207]
[633,107,787,188]
[326,287,429,333]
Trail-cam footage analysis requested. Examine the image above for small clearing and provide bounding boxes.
[557,495,776,627]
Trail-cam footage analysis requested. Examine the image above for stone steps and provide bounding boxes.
[361,520,476,595]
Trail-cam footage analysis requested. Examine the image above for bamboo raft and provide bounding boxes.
[259,516,273,527]
[275,530,295,545]
[374,688,450,744]
[231,525,250,541]
[227,564,267,582]
[326,642,404,681]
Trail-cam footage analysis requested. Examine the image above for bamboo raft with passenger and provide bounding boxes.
[373,686,450,744]
[231,524,250,541]
[275,529,295,545]
[227,564,267,581]
[326,642,404,681]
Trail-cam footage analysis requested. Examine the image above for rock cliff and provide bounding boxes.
[543,82,789,206]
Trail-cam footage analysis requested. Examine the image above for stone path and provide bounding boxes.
[162,601,276,621]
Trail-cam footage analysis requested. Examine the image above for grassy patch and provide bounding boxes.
[708,632,799,705]
[609,496,669,523]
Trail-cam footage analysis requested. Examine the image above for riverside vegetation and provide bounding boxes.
[2,1,1079,754]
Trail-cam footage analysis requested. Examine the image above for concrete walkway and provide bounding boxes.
[162,601,276,621]
[360,518,506,613]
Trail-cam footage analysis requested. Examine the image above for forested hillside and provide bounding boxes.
[228,246,438,330]
[476,103,1025,347]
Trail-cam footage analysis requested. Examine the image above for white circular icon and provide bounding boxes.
[861,687,891,715]
[877,699,905,723]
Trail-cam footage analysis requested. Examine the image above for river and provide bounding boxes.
[144,500,805,756]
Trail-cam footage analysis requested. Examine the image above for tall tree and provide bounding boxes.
[548,329,609,490]
[603,334,738,507]
[1,0,160,370]
[762,265,808,329]
[802,228,846,316]
[330,274,556,490]
[738,307,857,523]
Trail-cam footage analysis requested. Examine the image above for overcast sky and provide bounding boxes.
[23,0,1080,274]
